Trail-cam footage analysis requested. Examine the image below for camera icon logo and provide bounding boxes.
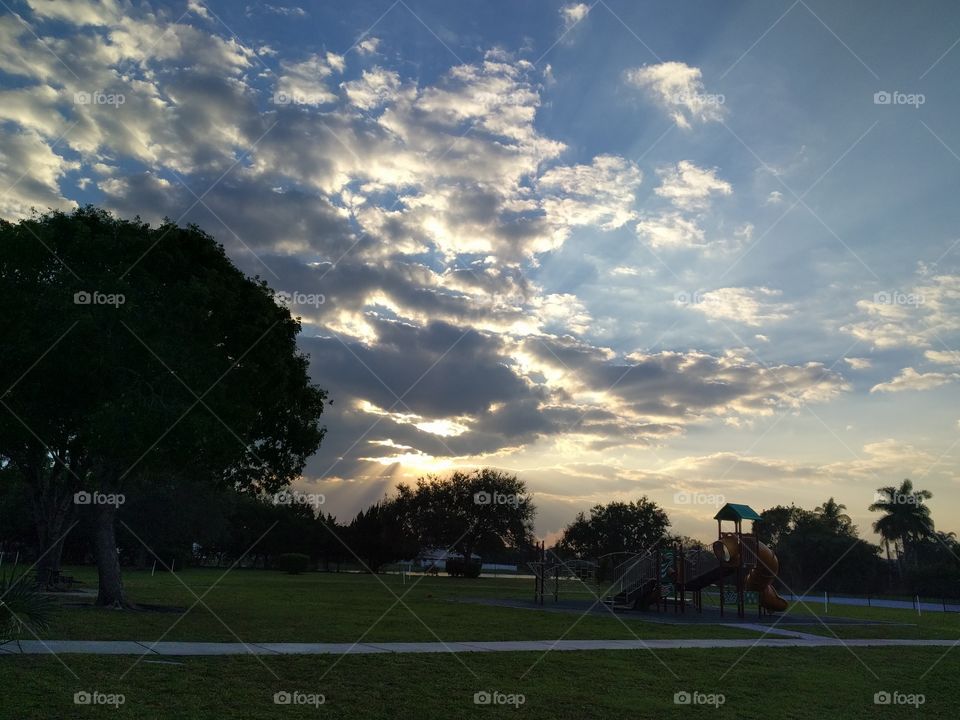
[473,491,492,505]
[273,691,292,705]
[74,291,92,305]
[874,91,892,105]
[74,691,92,705]
[73,491,91,505]
[73,92,91,105]
[874,691,892,705]
[674,691,692,705]
[473,691,492,705]
[273,91,290,105]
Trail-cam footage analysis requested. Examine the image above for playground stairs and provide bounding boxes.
[601,551,658,609]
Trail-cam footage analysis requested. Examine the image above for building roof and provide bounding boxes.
[713,503,762,522]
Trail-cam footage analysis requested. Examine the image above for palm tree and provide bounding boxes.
[869,479,934,574]
[814,497,853,534]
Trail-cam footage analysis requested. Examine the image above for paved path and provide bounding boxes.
[1,638,956,656]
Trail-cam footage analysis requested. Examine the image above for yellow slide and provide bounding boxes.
[713,537,788,612]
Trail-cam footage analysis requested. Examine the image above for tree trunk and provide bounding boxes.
[31,481,74,586]
[94,503,129,607]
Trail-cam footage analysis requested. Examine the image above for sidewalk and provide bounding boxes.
[1,638,956,656]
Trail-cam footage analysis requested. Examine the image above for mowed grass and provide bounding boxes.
[2,647,958,719]
[778,600,960,640]
[43,567,759,642]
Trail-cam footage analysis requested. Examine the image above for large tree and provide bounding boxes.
[0,208,328,606]
[347,500,421,573]
[396,469,535,567]
[758,500,883,594]
[556,497,670,559]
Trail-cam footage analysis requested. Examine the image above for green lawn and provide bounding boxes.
[2,647,957,719]
[42,566,757,642]
[5,569,960,718]
[778,600,960,640]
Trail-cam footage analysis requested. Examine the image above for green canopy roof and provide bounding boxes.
[713,503,762,522]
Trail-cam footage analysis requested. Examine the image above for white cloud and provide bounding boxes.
[342,67,404,110]
[655,160,731,211]
[539,154,643,231]
[924,349,959,365]
[870,367,960,393]
[844,274,960,349]
[275,53,344,105]
[636,212,704,249]
[625,61,725,129]
[26,0,121,25]
[765,190,784,205]
[0,129,78,219]
[357,37,380,54]
[560,3,591,31]
[187,0,212,20]
[844,357,872,370]
[688,287,791,326]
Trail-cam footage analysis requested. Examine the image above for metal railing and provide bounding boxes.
[604,549,656,602]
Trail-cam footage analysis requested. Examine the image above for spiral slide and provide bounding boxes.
[746,541,789,612]
[713,536,788,612]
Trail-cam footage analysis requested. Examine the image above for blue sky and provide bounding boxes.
[2,0,959,541]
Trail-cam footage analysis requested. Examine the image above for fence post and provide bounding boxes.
[916,595,921,617]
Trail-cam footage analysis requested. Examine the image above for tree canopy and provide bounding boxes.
[0,207,328,605]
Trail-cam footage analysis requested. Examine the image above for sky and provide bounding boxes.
[1,0,959,544]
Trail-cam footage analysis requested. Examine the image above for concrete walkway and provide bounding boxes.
[1,638,956,656]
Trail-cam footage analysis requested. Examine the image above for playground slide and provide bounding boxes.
[745,541,788,612]
[713,536,788,612]
[682,564,735,592]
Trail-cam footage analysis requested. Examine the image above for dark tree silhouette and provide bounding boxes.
[0,208,328,606]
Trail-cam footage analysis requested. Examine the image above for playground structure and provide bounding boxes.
[528,503,788,618]
[599,503,788,618]
[530,540,597,605]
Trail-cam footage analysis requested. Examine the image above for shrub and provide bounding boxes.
[445,557,482,578]
[0,572,57,641]
[277,553,311,575]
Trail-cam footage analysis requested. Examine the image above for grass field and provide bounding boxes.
[40,566,760,642]
[778,600,960,639]
[3,648,957,719]
[3,568,960,718]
